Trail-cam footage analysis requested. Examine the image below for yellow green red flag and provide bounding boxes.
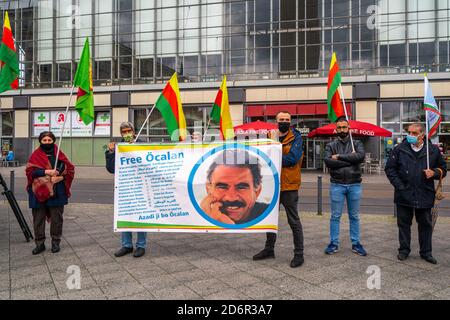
[210,76,234,140]
[0,11,19,93]
[155,73,187,141]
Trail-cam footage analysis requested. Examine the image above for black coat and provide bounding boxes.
[324,137,365,184]
[385,139,447,209]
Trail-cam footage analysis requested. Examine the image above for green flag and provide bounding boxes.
[73,38,94,125]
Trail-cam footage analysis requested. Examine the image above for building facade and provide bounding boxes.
[1,0,450,169]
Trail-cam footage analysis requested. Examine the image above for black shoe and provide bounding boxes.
[421,255,437,264]
[32,243,46,255]
[397,253,409,261]
[51,242,60,253]
[133,247,146,258]
[252,249,275,261]
[114,247,133,257]
[290,255,304,268]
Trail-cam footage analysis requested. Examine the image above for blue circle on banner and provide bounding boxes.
[187,143,280,229]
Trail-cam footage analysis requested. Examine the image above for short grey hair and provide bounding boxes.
[408,123,425,133]
[120,121,135,133]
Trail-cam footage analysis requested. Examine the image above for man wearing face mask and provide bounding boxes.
[105,122,148,258]
[323,117,367,257]
[385,123,446,264]
[253,111,305,268]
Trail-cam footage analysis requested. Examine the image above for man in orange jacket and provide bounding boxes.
[253,111,305,268]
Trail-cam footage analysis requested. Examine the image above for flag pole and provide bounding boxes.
[135,104,156,142]
[338,84,355,152]
[54,85,75,171]
[425,107,430,170]
[202,117,211,142]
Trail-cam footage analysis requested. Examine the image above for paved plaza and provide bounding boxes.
[1,200,449,300]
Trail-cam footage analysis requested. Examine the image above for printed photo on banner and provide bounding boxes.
[190,147,276,227]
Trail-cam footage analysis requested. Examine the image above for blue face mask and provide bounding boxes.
[406,134,418,145]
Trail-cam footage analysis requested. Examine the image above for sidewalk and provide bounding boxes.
[1,202,449,300]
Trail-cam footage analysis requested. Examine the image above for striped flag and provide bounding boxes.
[0,11,19,93]
[424,76,441,137]
[210,76,234,140]
[155,73,187,141]
[327,53,345,122]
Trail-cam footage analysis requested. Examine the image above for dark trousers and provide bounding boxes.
[396,204,433,257]
[32,206,64,246]
[264,190,304,256]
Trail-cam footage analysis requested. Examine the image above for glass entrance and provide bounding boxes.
[303,138,330,170]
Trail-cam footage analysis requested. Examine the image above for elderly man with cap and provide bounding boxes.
[105,121,148,258]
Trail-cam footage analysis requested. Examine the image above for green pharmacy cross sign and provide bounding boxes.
[100,113,109,122]
[38,113,46,122]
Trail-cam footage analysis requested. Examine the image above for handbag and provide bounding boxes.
[431,168,445,231]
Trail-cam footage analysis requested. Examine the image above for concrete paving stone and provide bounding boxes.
[112,291,156,300]
[204,288,251,300]
[156,260,198,275]
[250,266,289,281]
[79,254,116,267]
[100,279,147,299]
[346,290,398,300]
[216,273,260,290]
[0,291,10,300]
[11,284,57,300]
[185,278,231,297]
[151,285,202,300]
[91,271,137,285]
[394,276,448,293]
[11,274,53,290]
[86,262,124,275]
[171,269,212,283]
[58,288,107,300]
[235,282,288,300]
[52,274,98,295]
[431,287,450,299]
[10,264,49,280]
[140,274,180,291]
[148,254,184,265]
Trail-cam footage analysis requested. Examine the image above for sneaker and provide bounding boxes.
[252,249,275,261]
[324,243,339,255]
[352,243,367,256]
[114,247,133,257]
[133,247,146,258]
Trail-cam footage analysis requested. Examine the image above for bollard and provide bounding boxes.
[317,175,323,215]
[10,170,15,195]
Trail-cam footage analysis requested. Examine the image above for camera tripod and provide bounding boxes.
[0,173,33,242]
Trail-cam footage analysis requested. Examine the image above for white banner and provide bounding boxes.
[114,139,282,233]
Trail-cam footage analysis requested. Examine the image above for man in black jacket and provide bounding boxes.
[385,123,447,264]
[105,122,147,258]
[323,117,367,256]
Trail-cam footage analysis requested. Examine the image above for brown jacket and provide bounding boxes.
[279,129,304,191]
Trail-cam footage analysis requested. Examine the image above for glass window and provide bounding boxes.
[381,102,401,122]
[0,111,14,137]
[58,63,71,82]
[403,101,425,122]
[441,101,450,122]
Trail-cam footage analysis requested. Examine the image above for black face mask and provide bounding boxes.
[337,132,349,139]
[40,143,54,152]
[278,122,291,133]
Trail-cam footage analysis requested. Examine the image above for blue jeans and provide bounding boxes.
[329,183,362,246]
[121,232,147,249]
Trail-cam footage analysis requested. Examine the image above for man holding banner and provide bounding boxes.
[106,122,148,258]
[252,111,305,268]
